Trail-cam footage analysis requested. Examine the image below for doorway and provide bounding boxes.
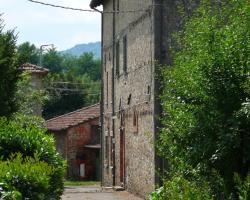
[119,111,125,187]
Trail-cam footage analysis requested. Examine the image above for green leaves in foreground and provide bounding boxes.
[158,0,250,199]
[0,153,53,200]
[0,116,66,199]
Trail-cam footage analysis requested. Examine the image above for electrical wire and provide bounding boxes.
[50,81,101,85]
[27,0,96,12]
[27,0,152,13]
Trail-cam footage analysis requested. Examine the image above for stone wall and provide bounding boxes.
[101,0,198,198]
[102,0,156,197]
[31,73,45,116]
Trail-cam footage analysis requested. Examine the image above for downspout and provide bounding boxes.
[112,0,116,187]
[153,0,164,186]
[91,5,103,186]
[100,11,104,186]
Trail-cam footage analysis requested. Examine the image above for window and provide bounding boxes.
[110,137,113,166]
[104,53,107,72]
[116,41,120,76]
[133,110,139,133]
[105,120,110,168]
[105,136,109,163]
[91,125,100,144]
[117,0,120,12]
[127,94,132,105]
[123,35,127,74]
[108,51,111,61]
[106,72,108,108]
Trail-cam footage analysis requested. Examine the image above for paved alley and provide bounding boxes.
[62,185,144,200]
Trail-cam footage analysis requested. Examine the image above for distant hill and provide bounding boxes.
[61,42,101,58]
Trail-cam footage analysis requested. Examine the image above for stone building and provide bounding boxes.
[46,104,101,180]
[89,0,194,198]
[21,63,49,116]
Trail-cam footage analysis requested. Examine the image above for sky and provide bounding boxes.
[0,0,101,50]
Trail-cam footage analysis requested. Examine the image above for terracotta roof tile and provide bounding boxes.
[21,63,49,75]
[46,104,100,131]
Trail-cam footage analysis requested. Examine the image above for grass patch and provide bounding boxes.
[64,180,100,186]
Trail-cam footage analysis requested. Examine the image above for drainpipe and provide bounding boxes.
[112,0,116,187]
[91,5,103,186]
[100,11,104,187]
[153,0,164,186]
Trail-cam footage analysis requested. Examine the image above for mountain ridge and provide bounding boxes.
[60,41,101,58]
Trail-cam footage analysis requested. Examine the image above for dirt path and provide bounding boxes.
[62,185,143,200]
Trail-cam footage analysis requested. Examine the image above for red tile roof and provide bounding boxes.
[46,104,100,131]
[21,63,49,75]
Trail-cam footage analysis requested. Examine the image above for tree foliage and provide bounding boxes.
[0,153,54,200]
[0,18,20,117]
[158,0,250,198]
[0,116,65,199]
[41,50,101,119]
[16,43,101,119]
[17,42,39,65]
[43,73,100,119]
[43,48,63,73]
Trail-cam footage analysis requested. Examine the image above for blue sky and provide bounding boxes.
[0,0,101,50]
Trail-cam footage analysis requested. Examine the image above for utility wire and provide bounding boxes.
[27,0,96,12]
[50,81,101,85]
[47,87,100,92]
[27,0,152,13]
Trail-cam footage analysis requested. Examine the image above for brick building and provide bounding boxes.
[46,104,101,180]
[90,0,194,198]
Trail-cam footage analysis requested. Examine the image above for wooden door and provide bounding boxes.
[120,111,125,186]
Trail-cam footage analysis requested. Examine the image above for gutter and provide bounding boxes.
[111,0,116,187]
[100,11,104,186]
[153,0,164,187]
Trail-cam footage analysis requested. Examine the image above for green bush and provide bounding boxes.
[150,175,213,200]
[0,153,53,200]
[0,117,65,199]
[234,174,250,200]
[158,0,250,198]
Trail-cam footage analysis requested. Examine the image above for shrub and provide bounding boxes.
[0,117,65,199]
[151,176,213,200]
[234,173,250,200]
[158,0,250,198]
[0,153,53,200]
[166,177,212,200]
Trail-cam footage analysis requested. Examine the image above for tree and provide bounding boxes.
[43,73,100,119]
[77,52,101,80]
[158,0,250,198]
[17,42,39,65]
[43,48,63,73]
[0,17,20,117]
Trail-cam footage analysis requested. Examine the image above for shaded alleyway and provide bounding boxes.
[62,185,143,200]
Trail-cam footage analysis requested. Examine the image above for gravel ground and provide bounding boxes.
[62,185,144,200]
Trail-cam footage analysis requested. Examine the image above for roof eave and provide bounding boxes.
[90,0,103,9]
